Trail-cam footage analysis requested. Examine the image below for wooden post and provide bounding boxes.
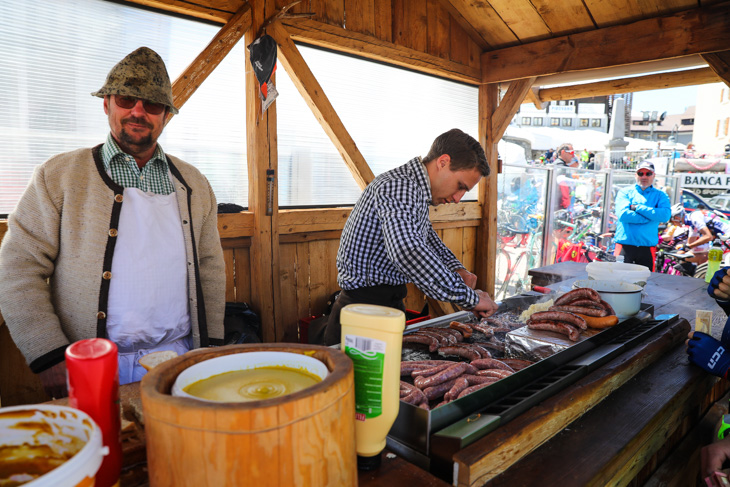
[476,84,499,298]
[246,0,282,341]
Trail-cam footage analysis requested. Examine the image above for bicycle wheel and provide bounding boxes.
[502,252,528,299]
[495,250,512,299]
[694,262,708,280]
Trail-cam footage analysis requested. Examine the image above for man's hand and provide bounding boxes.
[456,268,477,289]
[686,332,730,378]
[471,290,499,318]
[708,267,730,300]
[38,361,68,399]
[701,437,730,481]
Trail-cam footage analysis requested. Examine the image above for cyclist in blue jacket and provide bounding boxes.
[614,161,671,270]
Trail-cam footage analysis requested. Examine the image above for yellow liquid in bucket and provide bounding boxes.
[183,366,322,402]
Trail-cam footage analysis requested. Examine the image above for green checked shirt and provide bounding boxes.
[101,133,175,195]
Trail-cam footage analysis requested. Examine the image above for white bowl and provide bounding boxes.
[572,279,643,318]
[171,351,329,402]
[586,261,651,287]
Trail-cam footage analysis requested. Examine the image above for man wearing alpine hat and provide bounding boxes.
[614,160,671,270]
[0,47,226,395]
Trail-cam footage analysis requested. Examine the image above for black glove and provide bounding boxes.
[687,332,730,378]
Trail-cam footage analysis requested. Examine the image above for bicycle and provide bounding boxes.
[495,220,544,300]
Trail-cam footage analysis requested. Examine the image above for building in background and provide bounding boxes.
[693,82,730,156]
[629,107,694,145]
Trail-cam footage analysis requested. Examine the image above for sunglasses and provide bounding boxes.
[113,95,166,115]
[637,170,654,176]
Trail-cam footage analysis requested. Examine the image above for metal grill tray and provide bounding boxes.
[387,295,666,469]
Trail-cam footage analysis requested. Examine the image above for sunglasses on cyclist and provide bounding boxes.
[636,170,654,177]
[113,95,166,115]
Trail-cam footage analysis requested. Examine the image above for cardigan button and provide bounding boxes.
[115,194,124,203]
[96,311,106,320]
[108,228,118,237]
[102,271,112,280]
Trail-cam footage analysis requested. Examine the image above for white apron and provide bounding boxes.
[106,187,191,384]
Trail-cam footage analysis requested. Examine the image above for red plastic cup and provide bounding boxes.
[66,338,122,487]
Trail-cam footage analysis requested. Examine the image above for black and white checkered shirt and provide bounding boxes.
[337,157,478,308]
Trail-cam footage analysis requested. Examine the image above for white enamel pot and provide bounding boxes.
[572,279,643,318]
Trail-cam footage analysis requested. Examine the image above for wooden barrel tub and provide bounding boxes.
[140,343,356,486]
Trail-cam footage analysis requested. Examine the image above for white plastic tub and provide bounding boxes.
[586,261,651,286]
[0,404,106,487]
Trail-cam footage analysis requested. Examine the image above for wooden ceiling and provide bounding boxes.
[127,0,730,95]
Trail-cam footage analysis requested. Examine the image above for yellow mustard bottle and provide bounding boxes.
[340,303,405,471]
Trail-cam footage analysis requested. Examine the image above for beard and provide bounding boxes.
[118,117,155,152]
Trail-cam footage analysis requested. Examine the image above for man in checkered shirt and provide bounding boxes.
[317,129,498,345]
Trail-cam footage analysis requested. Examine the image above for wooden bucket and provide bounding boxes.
[140,343,357,486]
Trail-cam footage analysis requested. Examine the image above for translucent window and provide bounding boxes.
[522,117,532,125]
[0,0,248,215]
[275,46,479,206]
[562,118,572,127]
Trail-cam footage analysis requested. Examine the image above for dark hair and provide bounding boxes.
[423,129,490,176]
[556,143,573,155]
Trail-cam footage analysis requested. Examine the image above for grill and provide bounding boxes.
[385,293,673,478]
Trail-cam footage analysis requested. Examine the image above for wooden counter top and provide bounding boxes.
[40,264,730,486]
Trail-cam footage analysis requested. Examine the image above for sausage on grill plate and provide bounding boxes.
[411,363,451,378]
[527,321,581,341]
[449,321,474,338]
[414,362,468,389]
[550,305,608,317]
[402,334,439,352]
[445,377,470,402]
[438,345,481,361]
[470,358,515,372]
[529,310,587,330]
[554,288,601,306]
[457,381,498,399]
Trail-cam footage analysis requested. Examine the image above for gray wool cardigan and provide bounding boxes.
[0,145,226,373]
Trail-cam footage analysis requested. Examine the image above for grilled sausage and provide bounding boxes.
[457,381,497,399]
[414,362,468,389]
[404,360,455,366]
[402,334,439,352]
[567,299,606,309]
[449,321,473,339]
[438,346,481,361]
[402,386,428,405]
[550,305,608,317]
[475,369,513,379]
[600,299,616,315]
[401,362,432,376]
[469,343,493,359]
[470,358,515,372]
[530,310,588,330]
[400,381,416,397]
[414,330,449,346]
[528,321,581,341]
[426,327,462,343]
[463,374,501,385]
[423,377,461,400]
[411,363,451,378]
[445,377,470,402]
[471,323,495,338]
[554,288,601,306]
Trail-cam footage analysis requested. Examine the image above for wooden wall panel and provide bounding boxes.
[345,0,375,36]
[449,15,470,66]
[373,0,393,42]
[462,226,477,274]
[233,247,252,303]
[442,226,464,261]
[223,249,236,302]
[296,241,313,320]
[278,243,301,342]
[311,0,345,26]
[405,283,427,314]
[307,239,341,316]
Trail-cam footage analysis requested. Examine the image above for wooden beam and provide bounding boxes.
[281,17,481,84]
[525,87,545,110]
[122,0,241,24]
[268,21,375,190]
[246,1,281,342]
[168,2,251,120]
[702,51,730,87]
[475,83,499,297]
[492,77,535,140]
[534,67,719,102]
[441,0,519,49]
[481,3,730,83]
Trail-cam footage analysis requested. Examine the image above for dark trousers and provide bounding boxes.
[617,244,655,271]
[311,284,407,346]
